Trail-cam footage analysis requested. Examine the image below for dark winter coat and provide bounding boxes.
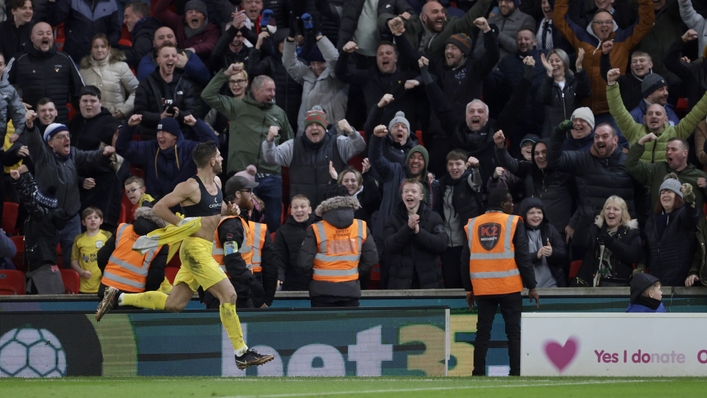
[548,124,638,218]
[45,0,121,62]
[275,214,315,291]
[434,168,484,236]
[384,201,447,289]
[119,17,162,68]
[518,197,567,287]
[289,132,346,209]
[297,196,378,299]
[495,140,575,235]
[571,213,643,287]
[644,203,700,286]
[0,18,34,61]
[114,119,218,200]
[336,0,414,49]
[7,44,84,124]
[536,71,592,138]
[134,68,199,140]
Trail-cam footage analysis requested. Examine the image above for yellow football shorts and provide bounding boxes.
[173,236,226,292]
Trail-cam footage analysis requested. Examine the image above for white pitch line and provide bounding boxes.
[220,378,664,398]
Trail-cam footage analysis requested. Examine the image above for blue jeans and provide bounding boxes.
[253,174,282,233]
[57,213,81,268]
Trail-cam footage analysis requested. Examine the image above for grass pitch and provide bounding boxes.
[1,377,705,398]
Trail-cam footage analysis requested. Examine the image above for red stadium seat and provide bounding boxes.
[60,269,80,294]
[10,236,25,271]
[368,263,381,289]
[568,260,583,279]
[0,270,26,295]
[56,243,64,268]
[415,130,424,146]
[2,202,19,235]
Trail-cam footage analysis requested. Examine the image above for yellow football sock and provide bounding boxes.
[220,302,246,353]
[121,291,168,310]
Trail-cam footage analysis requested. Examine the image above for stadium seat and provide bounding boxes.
[568,260,583,279]
[0,269,26,295]
[60,269,80,294]
[2,202,19,235]
[56,243,63,268]
[167,252,181,268]
[415,130,424,146]
[10,236,25,271]
[165,267,179,284]
[368,263,381,289]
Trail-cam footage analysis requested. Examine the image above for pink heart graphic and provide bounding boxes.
[543,336,580,373]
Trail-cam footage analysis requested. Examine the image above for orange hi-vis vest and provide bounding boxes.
[311,219,365,283]
[464,212,523,296]
[102,223,162,292]
[212,217,265,274]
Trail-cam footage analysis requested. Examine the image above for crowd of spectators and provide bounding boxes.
[2,0,707,295]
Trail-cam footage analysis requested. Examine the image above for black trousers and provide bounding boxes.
[442,246,464,288]
[473,292,522,376]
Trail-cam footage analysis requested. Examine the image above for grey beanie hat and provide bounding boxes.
[659,178,683,198]
[388,111,411,132]
[185,0,208,17]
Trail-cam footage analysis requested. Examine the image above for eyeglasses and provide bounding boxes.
[229,79,247,86]
[126,187,143,194]
[239,189,252,194]
[52,133,71,141]
[592,20,613,25]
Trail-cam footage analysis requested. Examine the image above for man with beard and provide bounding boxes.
[547,119,639,221]
[607,67,707,163]
[154,0,221,67]
[628,73,680,126]
[390,0,493,59]
[136,26,210,85]
[7,22,84,125]
[134,44,200,141]
[419,18,499,176]
[262,107,365,208]
[114,114,217,200]
[96,141,275,371]
[206,175,279,309]
[68,86,122,233]
[473,0,536,62]
[553,0,653,122]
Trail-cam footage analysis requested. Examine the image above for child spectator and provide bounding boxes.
[518,197,567,287]
[627,273,666,313]
[124,176,154,208]
[70,207,112,294]
[274,195,314,291]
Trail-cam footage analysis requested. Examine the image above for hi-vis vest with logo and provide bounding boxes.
[464,212,523,295]
[212,216,266,274]
[311,219,365,283]
[102,223,162,292]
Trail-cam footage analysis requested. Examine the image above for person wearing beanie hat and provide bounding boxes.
[262,105,365,208]
[571,107,595,130]
[626,273,665,312]
[461,185,539,376]
[626,73,680,127]
[20,110,117,290]
[153,0,220,62]
[519,133,540,161]
[643,174,700,287]
[607,65,707,163]
[445,33,473,69]
[282,25,346,134]
[388,110,411,142]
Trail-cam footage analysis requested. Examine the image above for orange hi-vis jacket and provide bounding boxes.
[464,212,523,296]
[102,223,163,292]
[213,216,265,274]
[311,219,366,283]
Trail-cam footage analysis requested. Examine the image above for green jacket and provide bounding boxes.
[202,71,294,174]
[626,142,707,209]
[608,82,707,163]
